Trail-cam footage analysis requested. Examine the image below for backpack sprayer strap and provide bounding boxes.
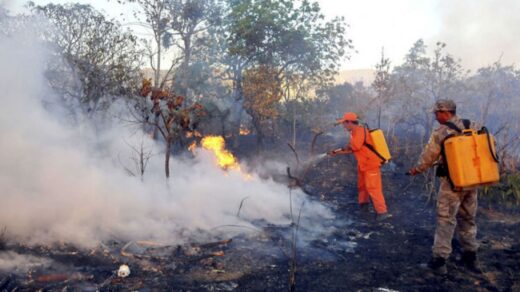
[481,126,500,163]
[443,119,470,134]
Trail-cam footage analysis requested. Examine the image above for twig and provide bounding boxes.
[289,201,305,292]
[117,152,136,177]
[236,196,250,217]
[287,143,300,167]
[286,167,302,188]
[310,131,324,156]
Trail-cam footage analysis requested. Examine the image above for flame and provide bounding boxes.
[186,131,202,139]
[239,126,251,136]
[201,136,239,170]
[188,141,197,153]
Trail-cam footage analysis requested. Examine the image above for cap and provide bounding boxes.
[432,99,456,112]
[336,112,358,124]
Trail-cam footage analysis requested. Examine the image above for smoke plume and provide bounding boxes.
[431,0,520,69]
[0,21,333,249]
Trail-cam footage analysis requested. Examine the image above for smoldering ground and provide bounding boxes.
[0,20,336,253]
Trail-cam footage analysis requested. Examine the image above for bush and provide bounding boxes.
[482,172,520,207]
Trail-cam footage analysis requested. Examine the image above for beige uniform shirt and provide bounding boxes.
[416,116,479,173]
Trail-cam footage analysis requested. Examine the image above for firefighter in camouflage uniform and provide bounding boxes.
[408,99,482,275]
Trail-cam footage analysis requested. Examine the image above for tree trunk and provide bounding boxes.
[152,36,162,140]
[292,107,297,149]
[155,40,161,87]
[165,136,172,178]
[252,115,264,153]
[377,102,382,129]
[180,36,191,97]
[232,101,244,148]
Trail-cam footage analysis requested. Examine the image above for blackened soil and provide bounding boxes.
[1,156,519,291]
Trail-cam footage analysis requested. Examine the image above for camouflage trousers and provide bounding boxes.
[432,178,479,259]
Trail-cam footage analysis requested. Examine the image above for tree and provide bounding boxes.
[393,40,464,141]
[242,65,282,151]
[464,61,520,171]
[138,79,206,177]
[371,48,392,129]
[32,3,142,116]
[223,0,351,146]
[123,0,172,88]
[166,0,223,97]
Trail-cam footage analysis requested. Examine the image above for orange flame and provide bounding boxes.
[188,141,197,153]
[186,131,202,139]
[201,136,239,170]
[239,126,251,136]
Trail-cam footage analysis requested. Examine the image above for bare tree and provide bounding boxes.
[371,47,392,129]
[32,3,143,116]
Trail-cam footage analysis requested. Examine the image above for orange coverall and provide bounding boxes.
[348,125,387,214]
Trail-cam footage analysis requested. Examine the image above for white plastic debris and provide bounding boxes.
[117,264,131,278]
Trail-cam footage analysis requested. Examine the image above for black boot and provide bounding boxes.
[376,212,393,221]
[427,256,447,275]
[461,251,482,274]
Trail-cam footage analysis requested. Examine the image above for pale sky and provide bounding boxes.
[5,0,520,71]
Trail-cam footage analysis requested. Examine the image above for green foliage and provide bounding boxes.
[226,0,351,87]
[482,173,520,207]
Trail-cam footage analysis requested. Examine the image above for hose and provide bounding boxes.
[482,127,500,163]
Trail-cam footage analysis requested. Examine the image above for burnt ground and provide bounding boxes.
[1,154,519,291]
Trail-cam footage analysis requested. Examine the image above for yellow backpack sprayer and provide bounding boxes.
[364,125,392,164]
[441,120,500,189]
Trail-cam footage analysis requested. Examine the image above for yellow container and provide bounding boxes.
[369,129,392,163]
[444,129,499,188]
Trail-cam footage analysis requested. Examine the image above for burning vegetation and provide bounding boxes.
[200,136,240,170]
[1,0,520,291]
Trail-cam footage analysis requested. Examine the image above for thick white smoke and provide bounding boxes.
[431,0,520,70]
[0,23,333,248]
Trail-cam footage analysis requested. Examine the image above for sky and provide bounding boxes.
[4,0,520,71]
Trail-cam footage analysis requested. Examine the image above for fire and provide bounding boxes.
[201,136,239,170]
[188,141,197,153]
[185,131,202,138]
[239,126,251,135]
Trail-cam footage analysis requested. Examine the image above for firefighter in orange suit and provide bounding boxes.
[328,112,391,221]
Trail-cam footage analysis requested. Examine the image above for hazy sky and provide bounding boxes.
[5,0,520,71]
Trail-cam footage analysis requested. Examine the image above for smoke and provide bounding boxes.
[0,21,333,249]
[0,252,54,274]
[431,0,520,69]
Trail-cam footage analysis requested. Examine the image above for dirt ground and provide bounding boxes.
[1,154,519,291]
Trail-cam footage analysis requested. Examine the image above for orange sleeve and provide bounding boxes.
[349,127,365,151]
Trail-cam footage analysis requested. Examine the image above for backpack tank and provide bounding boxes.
[369,128,392,163]
[444,129,500,188]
